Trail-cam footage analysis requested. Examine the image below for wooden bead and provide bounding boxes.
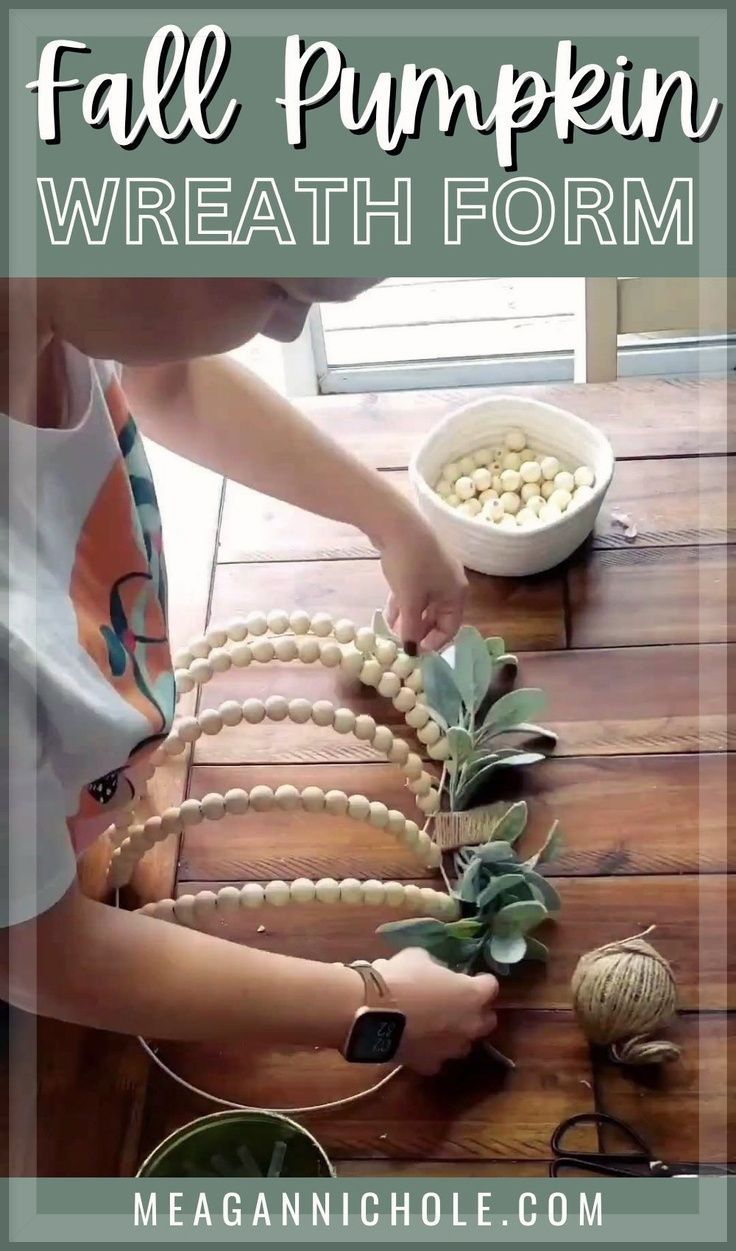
[333,707,356,734]
[199,709,223,736]
[375,638,398,666]
[162,733,185,757]
[386,809,407,835]
[143,816,163,841]
[402,820,421,847]
[178,798,203,826]
[264,880,290,906]
[425,841,443,868]
[340,647,364,677]
[290,877,316,903]
[361,880,385,905]
[240,883,264,908]
[152,898,177,923]
[194,889,219,919]
[204,626,226,649]
[404,753,424,780]
[297,637,321,664]
[230,642,253,667]
[406,669,424,693]
[273,636,298,662]
[334,618,356,644]
[319,641,342,668]
[408,772,433,797]
[417,721,441,746]
[339,877,362,904]
[189,657,213,684]
[311,700,335,727]
[377,672,401,699]
[265,695,289,721]
[246,611,268,636]
[219,700,243,727]
[275,784,301,810]
[388,738,410,765]
[251,638,275,664]
[288,698,313,724]
[347,794,371,821]
[226,617,249,642]
[243,699,266,724]
[161,807,183,835]
[249,785,274,812]
[393,687,416,713]
[175,669,195,695]
[224,788,249,815]
[310,612,333,637]
[177,716,202,743]
[217,885,242,916]
[188,635,210,659]
[355,627,375,654]
[405,704,430,729]
[368,801,389,828]
[301,785,326,813]
[384,881,406,907]
[415,830,433,859]
[289,610,311,635]
[174,649,194,670]
[201,793,226,821]
[372,725,394,755]
[403,883,423,911]
[173,894,197,924]
[392,653,415,680]
[419,886,443,916]
[360,659,383,687]
[266,609,290,634]
[314,877,340,903]
[324,789,349,815]
[427,736,451,761]
[416,790,440,815]
[208,647,231,673]
[354,714,377,741]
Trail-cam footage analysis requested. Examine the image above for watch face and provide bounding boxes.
[345,1010,406,1063]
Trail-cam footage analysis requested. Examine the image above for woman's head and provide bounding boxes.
[38,277,377,364]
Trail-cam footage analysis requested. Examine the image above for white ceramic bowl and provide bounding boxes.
[410,395,615,577]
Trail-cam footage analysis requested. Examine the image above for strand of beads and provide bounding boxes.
[108,781,441,889]
[136,879,459,926]
[168,610,450,766]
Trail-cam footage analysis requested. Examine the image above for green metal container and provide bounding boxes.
[136,1110,335,1179]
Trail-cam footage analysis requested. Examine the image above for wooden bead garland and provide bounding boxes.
[118,610,457,925]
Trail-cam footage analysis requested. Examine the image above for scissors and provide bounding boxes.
[550,1112,732,1178]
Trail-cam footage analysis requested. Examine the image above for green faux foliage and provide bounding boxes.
[419,626,557,810]
[377,801,564,977]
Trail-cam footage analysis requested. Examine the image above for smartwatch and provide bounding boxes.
[341,960,407,1063]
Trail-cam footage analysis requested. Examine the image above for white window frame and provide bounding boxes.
[280,278,735,396]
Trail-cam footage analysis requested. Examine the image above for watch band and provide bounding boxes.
[346,960,398,1009]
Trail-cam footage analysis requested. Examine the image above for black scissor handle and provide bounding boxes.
[551,1112,656,1162]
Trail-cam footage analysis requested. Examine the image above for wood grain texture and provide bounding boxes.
[190,643,730,764]
[177,873,729,1011]
[217,457,731,564]
[301,378,730,467]
[567,545,731,647]
[140,1013,596,1163]
[210,558,566,651]
[180,753,730,883]
[593,1014,733,1164]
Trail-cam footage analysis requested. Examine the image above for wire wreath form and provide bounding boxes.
[111,609,458,1117]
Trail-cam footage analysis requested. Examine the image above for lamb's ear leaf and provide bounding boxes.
[376,918,447,947]
[524,937,550,962]
[524,870,562,912]
[420,652,463,727]
[496,653,518,670]
[485,636,507,661]
[473,840,517,864]
[489,933,528,964]
[446,726,474,763]
[476,873,526,913]
[525,821,565,869]
[488,722,558,746]
[492,899,549,935]
[490,800,528,845]
[456,857,484,903]
[481,688,547,734]
[453,626,494,714]
[455,753,546,809]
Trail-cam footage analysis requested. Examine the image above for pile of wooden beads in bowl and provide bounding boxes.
[410,394,614,576]
[108,609,460,927]
[434,427,597,531]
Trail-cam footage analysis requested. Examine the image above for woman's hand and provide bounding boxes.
[378,509,468,653]
[376,947,499,1076]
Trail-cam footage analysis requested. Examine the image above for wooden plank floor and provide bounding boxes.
[14,377,731,1177]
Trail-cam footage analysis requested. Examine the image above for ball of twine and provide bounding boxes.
[570,928,681,1065]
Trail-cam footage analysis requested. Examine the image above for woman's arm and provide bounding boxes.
[124,356,466,651]
[2,885,498,1075]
